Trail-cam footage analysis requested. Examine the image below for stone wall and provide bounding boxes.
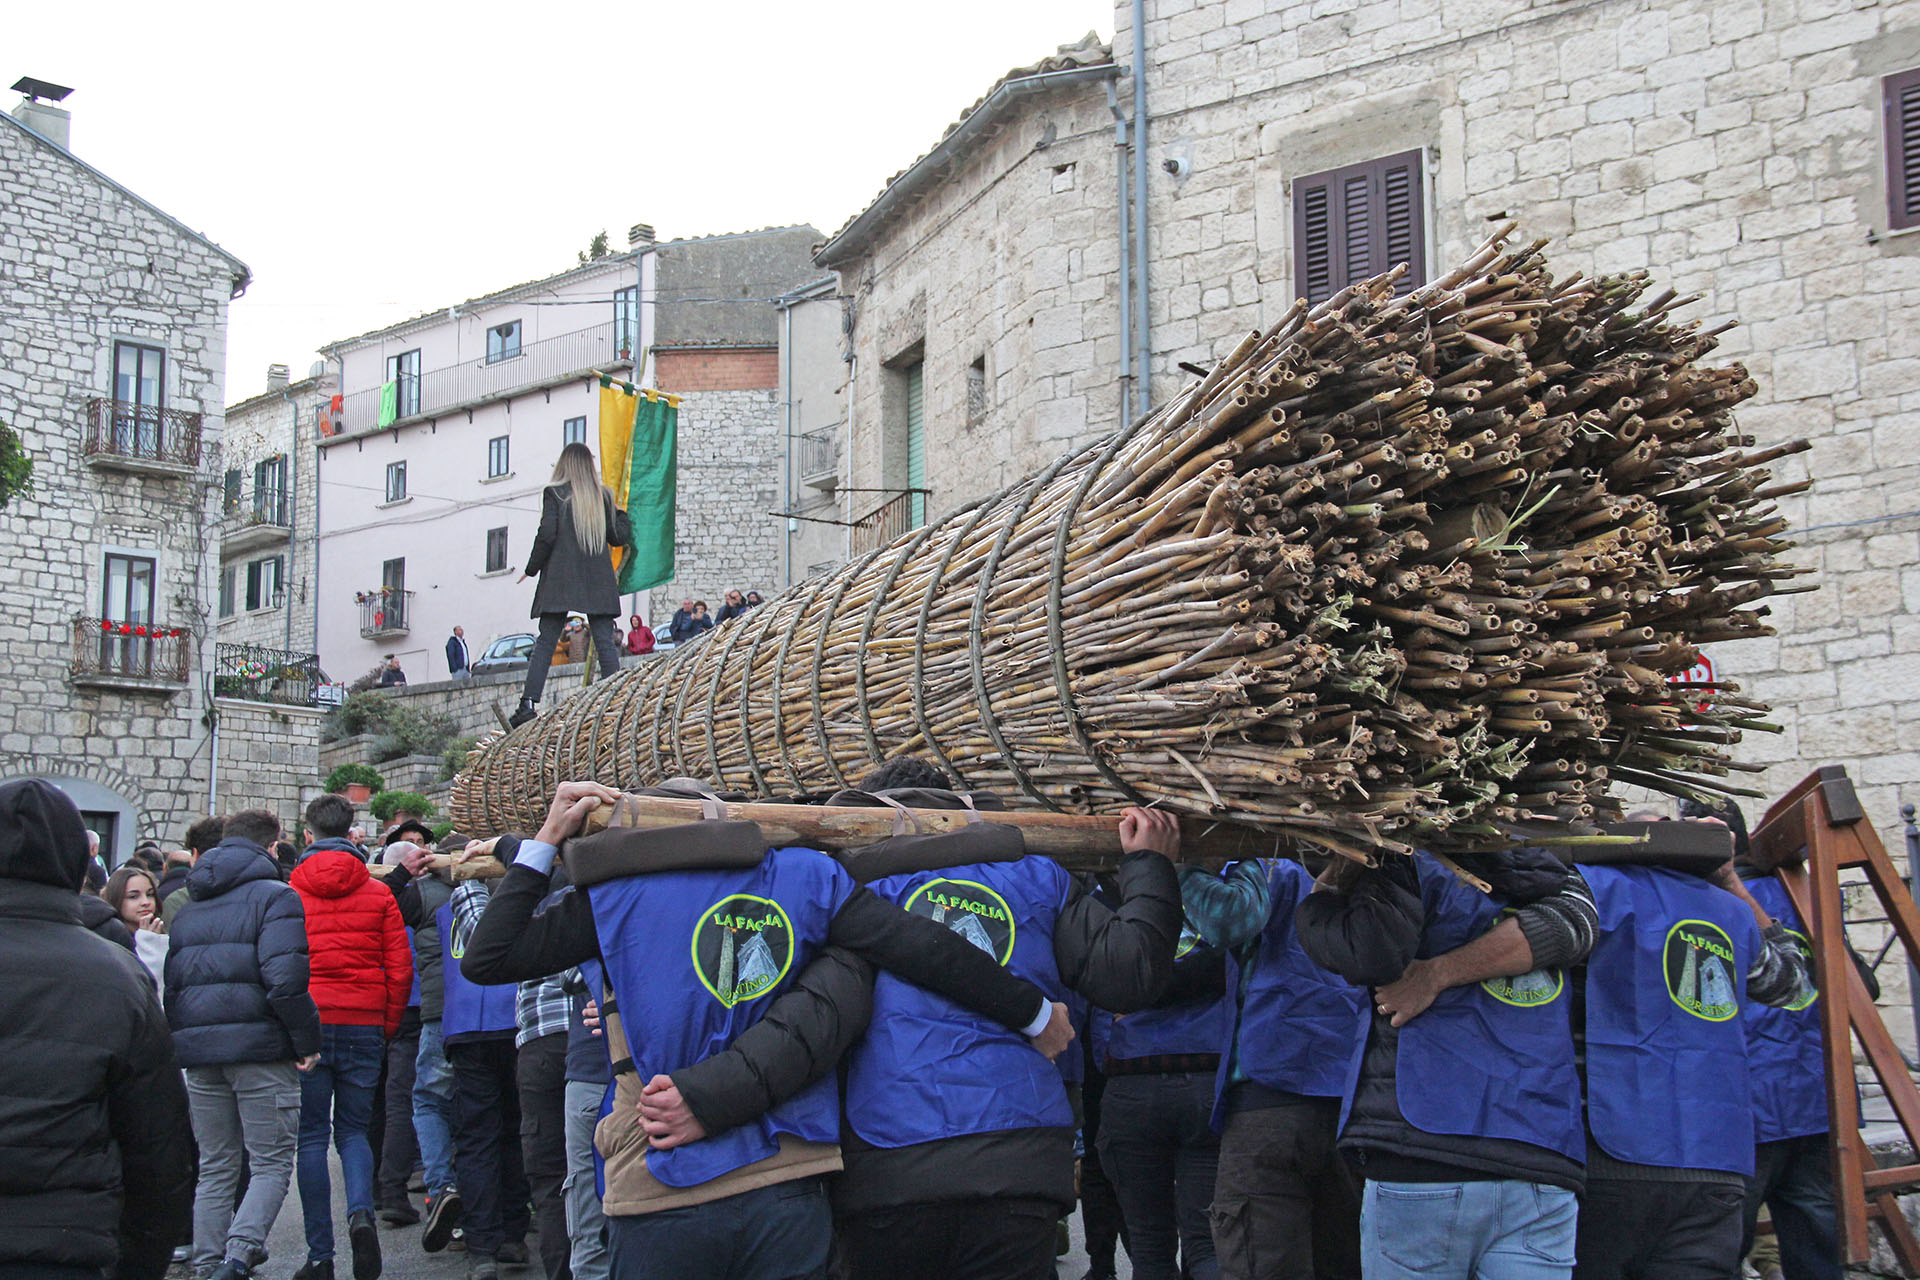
[213,697,324,828]
[643,386,786,621]
[827,0,1920,859]
[217,376,327,654]
[0,110,247,865]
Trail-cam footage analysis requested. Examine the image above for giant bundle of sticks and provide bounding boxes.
[451,229,1810,861]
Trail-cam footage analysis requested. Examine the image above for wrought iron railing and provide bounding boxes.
[84,398,204,468]
[332,323,625,436]
[223,485,291,529]
[799,427,837,482]
[71,617,191,685]
[849,490,927,558]
[213,642,324,706]
[358,588,414,638]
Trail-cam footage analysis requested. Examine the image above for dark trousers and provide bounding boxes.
[519,1033,573,1280]
[1741,1136,1842,1280]
[1209,1098,1360,1280]
[608,1177,832,1280]
[1574,1177,1746,1280]
[1082,1070,1129,1274]
[840,1196,1061,1280]
[449,1036,531,1259]
[1098,1072,1220,1280]
[523,613,620,702]
[378,1010,421,1207]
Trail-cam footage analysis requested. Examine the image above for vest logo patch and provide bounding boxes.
[903,878,1016,965]
[1665,918,1740,1021]
[1481,968,1563,1007]
[1175,918,1202,960]
[1781,929,1817,1012]
[692,894,795,1008]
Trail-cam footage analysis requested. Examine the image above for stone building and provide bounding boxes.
[218,365,327,654]
[816,1,1920,849]
[0,92,251,863]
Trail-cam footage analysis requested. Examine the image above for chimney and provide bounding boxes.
[266,363,290,393]
[628,223,656,249]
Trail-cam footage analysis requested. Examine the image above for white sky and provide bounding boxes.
[13,0,1113,403]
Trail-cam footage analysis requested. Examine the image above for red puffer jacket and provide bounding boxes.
[291,846,412,1034]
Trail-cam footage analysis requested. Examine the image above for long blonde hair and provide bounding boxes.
[551,442,611,554]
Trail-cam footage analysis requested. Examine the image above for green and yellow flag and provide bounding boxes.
[598,376,677,593]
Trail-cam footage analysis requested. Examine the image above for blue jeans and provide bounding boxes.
[1361,1179,1576,1280]
[413,1018,457,1195]
[1743,1136,1842,1280]
[607,1177,832,1280]
[298,1024,385,1262]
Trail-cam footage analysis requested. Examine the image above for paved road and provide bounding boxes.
[186,1152,1131,1279]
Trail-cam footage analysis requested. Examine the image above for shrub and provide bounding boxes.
[324,690,393,741]
[347,663,387,694]
[430,819,456,843]
[441,735,482,781]
[323,763,385,794]
[369,790,435,824]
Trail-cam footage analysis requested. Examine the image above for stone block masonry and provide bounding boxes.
[213,699,324,830]
[641,386,784,623]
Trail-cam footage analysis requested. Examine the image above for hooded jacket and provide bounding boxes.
[292,846,413,1034]
[80,890,138,953]
[0,778,196,1279]
[164,836,322,1066]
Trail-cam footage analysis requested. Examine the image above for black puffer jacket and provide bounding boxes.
[80,890,138,953]
[164,838,321,1067]
[0,778,196,1280]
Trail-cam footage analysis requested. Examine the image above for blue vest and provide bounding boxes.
[845,855,1075,1147]
[1583,864,1760,1175]
[439,901,517,1042]
[1357,854,1584,1163]
[1097,915,1231,1066]
[1741,875,1826,1142]
[1218,860,1368,1127]
[589,847,853,1188]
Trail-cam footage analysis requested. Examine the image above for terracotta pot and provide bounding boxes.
[344,783,373,804]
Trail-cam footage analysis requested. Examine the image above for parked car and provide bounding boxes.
[469,632,535,675]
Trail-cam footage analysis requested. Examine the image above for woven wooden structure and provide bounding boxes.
[451,229,1809,859]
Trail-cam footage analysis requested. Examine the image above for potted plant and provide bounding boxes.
[324,763,385,805]
[369,790,435,828]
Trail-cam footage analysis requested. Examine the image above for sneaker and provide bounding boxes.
[290,1262,333,1280]
[466,1258,498,1280]
[206,1260,254,1280]
[172,1246,192,1265]
[348,1209,382,1280]
[377,1199,419,1228]
[495,1240,529,1266]
[447,1228,466,1254]
[508,700,537,728]
[422,1189,464,1253]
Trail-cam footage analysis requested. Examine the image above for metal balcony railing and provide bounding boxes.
[224,485,291,528]
[358,588,414,638]
[84,398,204,469]
[213,642,324,706]
[72,617,191,685]
[799,427,838,486]
[849,490,928,558]
[331,323,627,437]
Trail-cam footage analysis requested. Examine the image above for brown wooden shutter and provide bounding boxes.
[1885,69,1920,231]
[1293,150,1427,305]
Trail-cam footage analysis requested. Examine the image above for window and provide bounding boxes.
[385,461,407,503]
[486,526,509,574]
[103,553,156,625]
[966,357,988,426]
[905,360,926,527]
[111,342,166,456]
[488,435,510,478]
[384,348,421,418]
[245,555,284,611]
[487,320,522,364]
[1885,70,1920,230]
[563,416,588,447]
[253,456,288,523]
[218,565,236,618]
[614,286,639,358]
[1293,150,1427,307]
[223,468,242,514]
[383,557,406,599]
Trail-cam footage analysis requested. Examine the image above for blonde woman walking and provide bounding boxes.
[513,443,630,726]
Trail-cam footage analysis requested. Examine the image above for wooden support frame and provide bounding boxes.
[1753,766,1920,1273]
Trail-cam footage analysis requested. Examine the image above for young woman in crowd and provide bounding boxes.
[102,863,169,987]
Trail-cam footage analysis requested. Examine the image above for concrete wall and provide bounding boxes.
[0,110,244,865]
[781,291,851,581]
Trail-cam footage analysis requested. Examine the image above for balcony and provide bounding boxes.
[799,427,838,490]
[849,490,928,558]
[213,642,325,707]
[359,588,414,639]
[84,398,204,476]
[70,617,191,693]
[221,487,292,556]
[329,323,631,441]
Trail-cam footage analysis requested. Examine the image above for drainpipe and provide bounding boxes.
[1105,80,1133,425]
[1132,0,1151,414]
[782,301,794,589]
[208,712,219,814]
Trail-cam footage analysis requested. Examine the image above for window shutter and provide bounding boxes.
[1298,181,1334,306]
[1886,70,1920,230]
[1380,153,1424,292]
[245,561,262,610]
[223,469,241,512]
[1294,150,1426,304]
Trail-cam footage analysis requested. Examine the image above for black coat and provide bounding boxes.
[0,782,196,1280]
[163,838,322,1067]
[80,890,138,952]
[526,484,630,618]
